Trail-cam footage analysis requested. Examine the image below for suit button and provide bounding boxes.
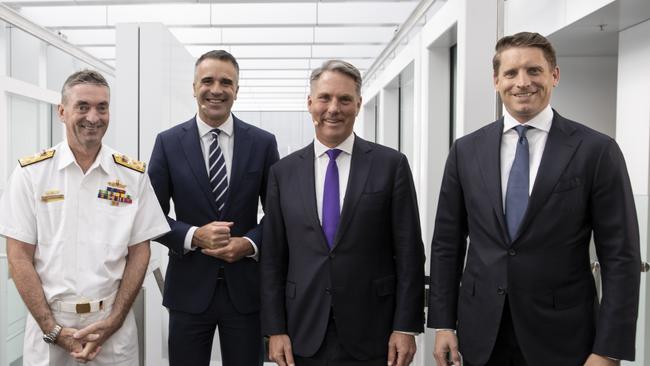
[508,249,516,256]
[329,253,335,259]
[497,287,506,295]
[325,288,331,295]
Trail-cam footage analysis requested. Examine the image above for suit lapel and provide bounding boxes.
[513,112,581,242]
[475,119,509,243]
[179,118,219,214]
[332,137,373,250]
[221,116,252,218]
[297,143,329,249]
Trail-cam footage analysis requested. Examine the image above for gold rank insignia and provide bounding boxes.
[18,149,55,168]
[41,189,64,203]
[112,153,146,173]
[98,179,133,206]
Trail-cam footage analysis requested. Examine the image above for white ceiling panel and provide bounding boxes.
[312,45,384,58]
[314,26,397,43]
[317,2,417,24]
[210,3,317,25]
[108,4,211,25]
[60,29,116,45]
[237,59,310,70]
[239,78,309,87]
[169,27,222,44]
[185,45,231,57]
[222,27,313,44]
[309,58,374,69]
[240,86,307,93]
[243,70,311,79]
[230,45,312,58]
[19,6,108,26]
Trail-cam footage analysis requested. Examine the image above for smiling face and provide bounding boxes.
[58,83,110,153]
[308,70,361,147]
[494,46,559,123]
[193,58,239,127]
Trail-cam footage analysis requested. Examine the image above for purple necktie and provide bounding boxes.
[322,149,342,249]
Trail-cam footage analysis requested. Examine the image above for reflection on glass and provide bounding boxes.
[399,62,415,164]
[9,26,43,85]
[9,95,53,166]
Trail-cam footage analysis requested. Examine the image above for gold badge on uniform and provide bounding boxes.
[97,179,133,206]
[41,189,64,203]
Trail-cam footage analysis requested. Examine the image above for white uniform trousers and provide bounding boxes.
[22,306,139,366]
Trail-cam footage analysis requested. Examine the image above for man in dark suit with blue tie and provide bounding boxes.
[429,32,640,366]
[148,50,279,365]
[261,60,425,366]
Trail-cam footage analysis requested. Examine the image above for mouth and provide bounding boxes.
[80,122,103,131]
[205,97,227,105]
[512,91,537,98]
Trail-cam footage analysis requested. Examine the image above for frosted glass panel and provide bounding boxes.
[9,26,42,85]
[399,63,415,165]
[9,94,53,167]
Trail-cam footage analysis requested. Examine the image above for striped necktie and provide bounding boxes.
[209,129,228,213]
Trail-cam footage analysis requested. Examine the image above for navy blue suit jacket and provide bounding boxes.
[148,115,279,314]
[428,111,640,365]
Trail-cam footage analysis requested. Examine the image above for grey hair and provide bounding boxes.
[310,60,362,96]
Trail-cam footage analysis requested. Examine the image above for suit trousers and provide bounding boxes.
[294,312,385,366]
[464,300,527,366]
[168,275,264,366]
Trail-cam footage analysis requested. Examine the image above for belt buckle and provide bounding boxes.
[76,303,91,314]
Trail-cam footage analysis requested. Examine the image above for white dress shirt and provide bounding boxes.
[183,114,258,258]
[500,104,553,210]
[314,133,355,222]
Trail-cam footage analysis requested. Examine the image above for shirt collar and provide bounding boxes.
[314,133,355,159]
[196,113,234,138]
[57,141,111,174]
[502,104,553,134]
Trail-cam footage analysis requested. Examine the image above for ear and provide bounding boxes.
[57,104,65,121]
[355,96,362,117]
[552,66,560,87]
[192,82,197,98]
[233,85,239,100]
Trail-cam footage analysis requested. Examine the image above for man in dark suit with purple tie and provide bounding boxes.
[148,50,279,365]
[261,60,425,366]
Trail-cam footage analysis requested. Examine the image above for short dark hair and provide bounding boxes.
[61,69,109,103]
[310,60,362,96]
[195,49,240,75]
[493,32,557,74]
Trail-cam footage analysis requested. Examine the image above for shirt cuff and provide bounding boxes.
[184,226,199,253]
[243,236,259,261]
[394,330,419,336]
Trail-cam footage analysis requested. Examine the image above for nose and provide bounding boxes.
[327,99,341,114]
[86,107,101,123]
[515,72,531,88]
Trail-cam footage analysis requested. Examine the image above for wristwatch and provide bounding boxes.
[43,324,62,344]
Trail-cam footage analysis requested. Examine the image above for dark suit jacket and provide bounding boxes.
[148,115,279,314]
[260,135,425,360]
[428,111,640,365]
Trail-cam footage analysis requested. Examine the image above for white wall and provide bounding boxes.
[553,56,617,137]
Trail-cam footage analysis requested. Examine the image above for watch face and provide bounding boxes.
[43,335,55,344]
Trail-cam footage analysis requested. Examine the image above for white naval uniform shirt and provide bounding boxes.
[0,141,170,304]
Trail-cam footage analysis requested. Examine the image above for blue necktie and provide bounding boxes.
[209,129,228,213]
[505,125,531,241]
[322,149,342,249]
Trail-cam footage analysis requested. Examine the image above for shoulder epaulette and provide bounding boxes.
[113,153,146,173]
[18,149,55,167]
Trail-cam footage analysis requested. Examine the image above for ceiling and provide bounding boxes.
[2,0,426,110]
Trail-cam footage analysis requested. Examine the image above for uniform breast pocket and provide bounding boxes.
[91,200,137,247]
[36,201,66,241]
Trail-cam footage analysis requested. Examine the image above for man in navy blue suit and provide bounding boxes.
[148,50,279,365]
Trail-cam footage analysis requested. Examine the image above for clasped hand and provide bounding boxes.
[193,221,254,262]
